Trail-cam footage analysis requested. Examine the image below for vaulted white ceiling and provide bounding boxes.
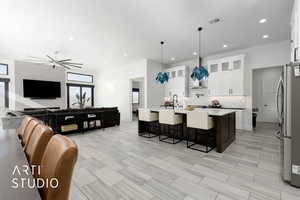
[0,0,294,69]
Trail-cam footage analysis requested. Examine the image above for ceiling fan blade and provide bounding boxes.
[46,55,83,69]
[46,55,56,61]
[56,62,71,69]
[47,55,71,69]
[59,62,83,65]
[58,59,72,62]
[64,64,83,69]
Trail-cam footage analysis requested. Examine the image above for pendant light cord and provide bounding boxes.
[198,27,202,67]
[160,41,164,64]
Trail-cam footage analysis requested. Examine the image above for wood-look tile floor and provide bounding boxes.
[69,122,300,200]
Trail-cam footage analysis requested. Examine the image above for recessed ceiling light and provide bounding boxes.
[123,53,128,57]
[171,57,175,61]
[262,34,269,39]
[193,52,197,55]
[259,18,267,24]
[223,44,228,48]
[69,36,75,41]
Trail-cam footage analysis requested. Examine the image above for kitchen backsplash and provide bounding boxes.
[185,96,247,108]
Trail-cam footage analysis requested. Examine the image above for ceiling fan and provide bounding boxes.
[25,51,83,70]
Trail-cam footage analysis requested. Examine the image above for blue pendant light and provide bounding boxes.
[156,41,169,84]
[191,27,209,81]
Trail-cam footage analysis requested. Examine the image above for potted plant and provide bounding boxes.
[72,92,90,109]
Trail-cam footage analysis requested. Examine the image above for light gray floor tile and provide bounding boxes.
[68,122,300,200]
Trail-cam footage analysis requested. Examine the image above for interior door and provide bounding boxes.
[261,70,282,122]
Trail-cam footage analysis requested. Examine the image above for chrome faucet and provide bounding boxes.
[173,94,178,109]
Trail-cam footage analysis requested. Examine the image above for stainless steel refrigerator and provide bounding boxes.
[277,63,300,187]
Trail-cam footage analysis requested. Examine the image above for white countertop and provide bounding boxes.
[150,108,237,116]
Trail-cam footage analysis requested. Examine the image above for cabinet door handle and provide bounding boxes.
[294,47,299,62]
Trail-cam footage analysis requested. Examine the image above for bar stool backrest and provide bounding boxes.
[22,119,41,148]
[187,110,214,130]
[159,110,182,125]
[18,115,34,139]
[138,109,158,122]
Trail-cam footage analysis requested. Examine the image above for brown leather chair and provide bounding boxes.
[22,119,41,148]
[24,124,53,173]
[38,135,78,200]
[18,116,34,140]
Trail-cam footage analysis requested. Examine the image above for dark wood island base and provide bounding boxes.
[138,110,236,153]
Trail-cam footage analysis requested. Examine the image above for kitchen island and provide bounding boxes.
[139,108,236,153]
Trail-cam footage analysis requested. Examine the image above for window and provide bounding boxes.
[210,64,218,73]
[132,88,139,104]
[67,83,94,108]
[0,78,9,109]
[67,72,93,83]
[0,63,8,75]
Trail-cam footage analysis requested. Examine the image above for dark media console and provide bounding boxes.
[19,107,120,134]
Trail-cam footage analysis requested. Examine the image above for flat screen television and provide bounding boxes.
[23,79,61,98]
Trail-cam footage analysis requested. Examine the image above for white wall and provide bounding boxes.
[95,59,165,121]
[168,40,290,130]
[14,61,66,110]
[145,60,165,108]
[95,59,147,121]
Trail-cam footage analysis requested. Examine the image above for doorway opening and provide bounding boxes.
[129,77,145,121]
[252,66,283,124]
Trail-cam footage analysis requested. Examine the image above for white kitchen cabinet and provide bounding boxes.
[235,110,244,130]
[164,66,189,99]
[207,55,245,96]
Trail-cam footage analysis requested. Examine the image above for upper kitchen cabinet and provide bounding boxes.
[207,54,245,96]
[164,66,189,98]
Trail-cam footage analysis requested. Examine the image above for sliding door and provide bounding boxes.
[67,83,94,108]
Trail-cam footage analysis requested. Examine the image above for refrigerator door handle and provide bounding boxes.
[276,77,283,123]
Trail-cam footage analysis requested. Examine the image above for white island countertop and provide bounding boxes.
[149,108,237,116]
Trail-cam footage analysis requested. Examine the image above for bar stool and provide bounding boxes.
[24,124,54,171]
[18,115,34,140]
[38,135,78,200]
[22,119,41,148]
[159,110,183,144]
[138,109,159,138]
[186,110,215,153]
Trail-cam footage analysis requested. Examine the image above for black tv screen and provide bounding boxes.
[23,79,61,98]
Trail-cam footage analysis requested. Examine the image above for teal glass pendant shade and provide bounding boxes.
[191,65,209,81]
[191,27,209,81]
[156,72,169,84]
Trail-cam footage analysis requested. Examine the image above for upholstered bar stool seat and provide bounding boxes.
[159,110,183,144]
[186,110,215,153]
[138,109,159,138]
